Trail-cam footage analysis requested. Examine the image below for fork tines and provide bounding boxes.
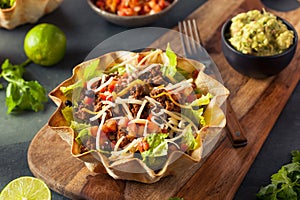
[178,19,203,57]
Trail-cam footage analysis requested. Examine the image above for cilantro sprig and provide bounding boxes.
[257,150,300,200]
[0,59,48,114]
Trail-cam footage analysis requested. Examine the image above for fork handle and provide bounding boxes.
[226,100,247,147]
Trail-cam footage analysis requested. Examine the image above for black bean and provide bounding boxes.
[65,100,73,107]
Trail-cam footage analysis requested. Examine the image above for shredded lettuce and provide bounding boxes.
[189,93,213,126]
[70,120,90,133]
[82,59,102,81]
[182,126,198,151]
[191,93,213,107]
[61,106,73,125]
[141,133,169,169]
[75,128,90,145]
[106,64,126,76]
[161,43,178,79]
[69,121,91,145]
[60,80,82,97]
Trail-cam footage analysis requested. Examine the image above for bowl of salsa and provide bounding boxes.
[87,0,178,27]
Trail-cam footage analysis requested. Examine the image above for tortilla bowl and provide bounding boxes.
[0,0,63,30]
[48,49,229,183]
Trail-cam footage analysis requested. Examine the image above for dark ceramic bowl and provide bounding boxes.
[87,0,178,27]
[221,16,298,79]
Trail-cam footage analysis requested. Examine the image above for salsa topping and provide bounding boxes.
[93,0,174,16]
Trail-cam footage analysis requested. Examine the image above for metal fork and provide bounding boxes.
[178,19,247,147]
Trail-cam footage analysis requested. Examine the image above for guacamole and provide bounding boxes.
[229,9,294,56]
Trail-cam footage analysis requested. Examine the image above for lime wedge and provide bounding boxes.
[0,176,51,200]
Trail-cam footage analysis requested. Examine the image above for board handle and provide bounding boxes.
[226,100,247,147]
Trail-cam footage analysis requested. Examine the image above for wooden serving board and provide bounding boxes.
[28,0,300,199]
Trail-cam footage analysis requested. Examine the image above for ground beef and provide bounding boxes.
[139,65,168,86]
[150,88,181,112]
[74,103,93,122]
[117,127,135,148]
[130,84,146,99]
[94,96,103,113]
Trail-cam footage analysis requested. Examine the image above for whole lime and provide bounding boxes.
[24,23,67,66]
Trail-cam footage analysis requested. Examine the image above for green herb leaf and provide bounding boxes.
[1,59,47,113]
[257,150,300,200]
[292,150,300,163]
[5,80,47,113]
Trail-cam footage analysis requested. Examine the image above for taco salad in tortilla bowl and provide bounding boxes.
[48,45,229,183]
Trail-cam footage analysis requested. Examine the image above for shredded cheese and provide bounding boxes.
[143,120,149,136]
[165,78,193,91]
[101,100,115,107]
[96,112,107,150]
[164,110,198,131]
[117,54,139,67]
[138,63,161,76]
[94,76,114,93]
[86,76,101,90]
[116,97,143,105]
[114,136,125,152]
[136,99,147,119]
[109,138,142,160]
[117,97,133,120]
[137,49,162,67]
[89,105,112,121]
[129,119,148,124]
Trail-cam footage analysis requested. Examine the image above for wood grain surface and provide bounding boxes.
[28,0,300,199]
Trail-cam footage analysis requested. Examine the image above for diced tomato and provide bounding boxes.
[90,126,99,137]
[102,120,117,133]
[84,96,94,105]
[142,141,149,151]
[161,128,168,133]
[137,124,145,137]
[127,123,137,135]
[118,117,129,127]
[99,93,107,100]
[147,113,153,121]
[147,121,160,133]
[152,4,162,12]
[137,55,145,64]
[108,80,118,92]
[138,141,149,152]
[138,142,144,152]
